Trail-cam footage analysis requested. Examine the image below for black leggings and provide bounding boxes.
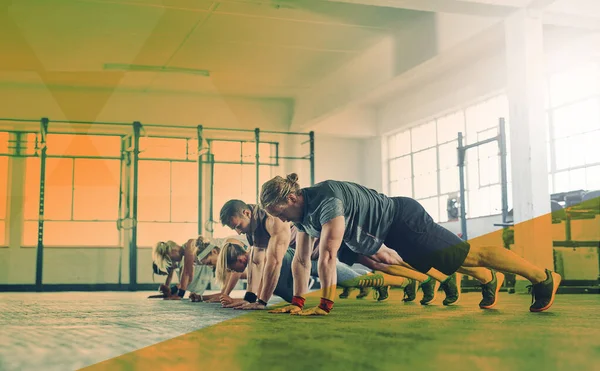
[273,248,363,302]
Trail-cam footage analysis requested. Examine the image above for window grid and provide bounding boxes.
[546,61,600,194]
[387,61,600,221]
[387,95,506,222]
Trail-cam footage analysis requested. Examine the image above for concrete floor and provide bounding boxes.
[0,292,598,371]
[0,291,251,371]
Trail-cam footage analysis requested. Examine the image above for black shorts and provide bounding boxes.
[384,197,470,275]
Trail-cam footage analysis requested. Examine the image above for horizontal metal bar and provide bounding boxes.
[493,223,514,227]
[143,134,195,140]
[138,157,197,163]
[208,138,249,143]
[200,127,255,133]
[24,219,118,223]
[140,123,197,130]
[50,120,132,126]
[208,138,278,145]
[277,156,311,160]
[0,118,311,136]
[136,220,197,224]
[48,131,126,138]
[19,246,122,250]
[460,136,499,151]
[261,130,309,136]
[46,155,121,160]
[208,160,277,166]
[0,118,40,123]
[553,241,600,247]
[0,153,38,158]
[0,129,39,134]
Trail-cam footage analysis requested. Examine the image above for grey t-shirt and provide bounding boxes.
[294,180,396,256]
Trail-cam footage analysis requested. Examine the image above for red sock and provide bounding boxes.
[292,296,305,309]
[318,298,334,313]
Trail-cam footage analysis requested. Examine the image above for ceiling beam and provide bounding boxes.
[318,0,522,17]
[543,12,600,31]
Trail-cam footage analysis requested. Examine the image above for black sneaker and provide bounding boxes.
[339,287,354,299]
[420,278,440,305]
[529,269,561,312]
[403,279,418,302]
[373,286,390,302]
[356,287,371,299]
[441,273,461,306]
[479,270,505,309]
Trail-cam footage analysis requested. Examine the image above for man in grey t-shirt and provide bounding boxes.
[259,174,561,316]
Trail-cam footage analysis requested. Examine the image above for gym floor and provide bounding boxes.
[1,290,598,371]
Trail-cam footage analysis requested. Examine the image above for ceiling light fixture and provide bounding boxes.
[104,63,210,76]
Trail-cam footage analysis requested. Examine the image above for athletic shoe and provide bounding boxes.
[441,273,461,306]
[373,286,390,302]
[356,287,371,299]
[529,269,561,312]
[420,278,440,305]
[403,279,418,302]
[339,287,354,299]
[479,270,505,309]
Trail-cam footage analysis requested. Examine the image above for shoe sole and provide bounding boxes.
[421,280,441,305]
[530,272,562,313]
[480,272,505,309]
[356,291,370,299]
[443,294,461,306]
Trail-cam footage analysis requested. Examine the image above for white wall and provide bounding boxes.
[378,50,506,135]
[304,107,377,138]
[441,214,504,240]
[314,135,364,184]
[0,86,293,130]
[435,13,500,54]
[362,136,384,192]
[292,13,438,131]
[292,35,396,130]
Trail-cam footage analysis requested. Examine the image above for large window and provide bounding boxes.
[0,156,8,245]
[137,137,199,248]
[548,62,600,193]
[386,61,600,224]
[387,95,509,222]
[0,132,10,245]
[23,134,121,246]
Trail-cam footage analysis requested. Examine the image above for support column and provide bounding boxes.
[504,9,553,291]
